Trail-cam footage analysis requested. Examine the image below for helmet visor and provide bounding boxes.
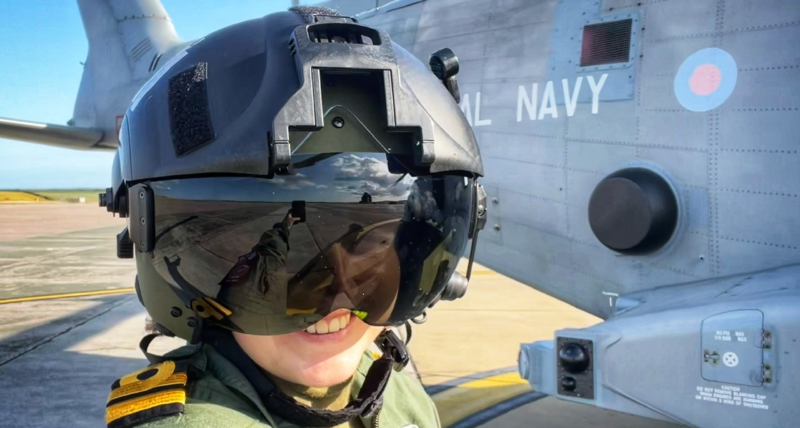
[147,153,473,335]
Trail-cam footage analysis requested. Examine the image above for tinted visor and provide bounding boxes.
[148,153,473,334]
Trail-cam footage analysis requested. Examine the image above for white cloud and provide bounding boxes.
[332,154,413,198]
[272,175,317,190]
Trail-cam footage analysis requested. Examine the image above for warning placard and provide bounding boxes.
[694,385,769,410]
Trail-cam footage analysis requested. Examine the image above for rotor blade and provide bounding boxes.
[0,117,108,150]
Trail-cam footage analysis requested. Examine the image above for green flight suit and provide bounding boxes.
[113,345,440,428]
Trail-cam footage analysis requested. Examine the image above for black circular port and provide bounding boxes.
[561,376,577,392]
[559,343,590,374]
[588,168,678,254]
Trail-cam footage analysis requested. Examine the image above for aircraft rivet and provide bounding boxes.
[332,117,345,128]
[140,241,145,247]
[170,307,182,317]
[139,191,145,199]
[187,317,197,328]
[493,224,501,231]
[492,198,499,205]
[140,217,145,225]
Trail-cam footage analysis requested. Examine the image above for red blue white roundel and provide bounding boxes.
[674,48,738,112]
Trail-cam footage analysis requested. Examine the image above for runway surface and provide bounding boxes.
[0,203,682,427]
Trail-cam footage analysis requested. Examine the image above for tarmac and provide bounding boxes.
[0,203,683,427]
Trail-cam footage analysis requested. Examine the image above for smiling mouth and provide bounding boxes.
[304,311,352,335]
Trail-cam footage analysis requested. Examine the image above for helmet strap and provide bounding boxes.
[189,316,205,345]
[266,329,409,425]
[138,333,201,365]
[375,329,410,372]
[197,328,409,427]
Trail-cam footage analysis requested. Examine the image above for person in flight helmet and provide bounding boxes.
[100,6,486,428]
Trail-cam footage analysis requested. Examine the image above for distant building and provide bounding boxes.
[359,192,372,204]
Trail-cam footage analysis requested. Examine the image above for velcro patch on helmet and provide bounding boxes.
[106,360,190,428]
[168,62,215,156]
[289,6,340,23]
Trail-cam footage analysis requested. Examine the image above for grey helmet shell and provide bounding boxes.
[120,10,483,341]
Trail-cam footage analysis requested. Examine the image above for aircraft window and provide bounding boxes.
[580,19,633,67]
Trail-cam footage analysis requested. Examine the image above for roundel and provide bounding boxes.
[674,48,738,112]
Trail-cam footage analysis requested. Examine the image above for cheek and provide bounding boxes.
[233,324,387,387]
[233,332,283,373]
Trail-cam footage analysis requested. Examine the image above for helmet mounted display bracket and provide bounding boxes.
[466,182,488,279]
[435,181,488,305]
[99,151,134,259]
[429,48,461,103]
[269,20,436,174]
[128,183,156,254]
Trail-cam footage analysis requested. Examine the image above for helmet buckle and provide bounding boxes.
[375,329,409,372]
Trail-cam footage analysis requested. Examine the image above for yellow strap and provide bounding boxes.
[106,390,186,425]
[108,373,188,402]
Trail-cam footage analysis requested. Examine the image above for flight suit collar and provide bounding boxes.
[183,334,380,427]
[191,344,281,426]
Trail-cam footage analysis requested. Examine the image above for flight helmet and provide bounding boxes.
[101,8,486,343]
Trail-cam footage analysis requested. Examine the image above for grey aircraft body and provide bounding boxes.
[1,0,798,427]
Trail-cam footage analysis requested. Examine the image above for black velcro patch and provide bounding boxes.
[168,62,215,156]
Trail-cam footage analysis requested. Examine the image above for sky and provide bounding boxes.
[0,0,299,190]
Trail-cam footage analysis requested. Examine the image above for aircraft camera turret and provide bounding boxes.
[556,338,595,399]
[559,342,590,373]
[588,168,678,254]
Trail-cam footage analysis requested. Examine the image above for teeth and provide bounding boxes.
[304,312,353,334]
[329,318,340,333]
[341,313,350,328]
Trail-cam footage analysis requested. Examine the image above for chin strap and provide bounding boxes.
[265,329,408,426]
[199,327,409,428]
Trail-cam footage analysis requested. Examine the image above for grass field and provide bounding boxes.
[0,191,44,202]
[0,190,102,203]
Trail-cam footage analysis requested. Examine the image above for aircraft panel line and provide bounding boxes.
[718,188,798,198]
[739,64,800,72]
[413,19,551,43]
[719,236,799,250]
[719,147,798,153]
[647,19,800,44]
[565,136,709,152]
